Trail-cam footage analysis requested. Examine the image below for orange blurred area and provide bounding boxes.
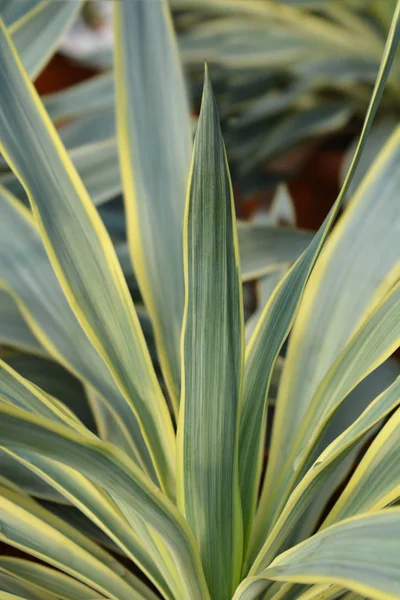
[34,53,98,96]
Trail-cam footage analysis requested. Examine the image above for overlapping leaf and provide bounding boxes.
[235,511,400,600]
[114,0,192,408]
[239,3,400,557]
[252,126,400,559]
[0,187,154,478]
[0,21,175,494]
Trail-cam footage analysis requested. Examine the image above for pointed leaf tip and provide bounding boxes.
[198,64,221,136]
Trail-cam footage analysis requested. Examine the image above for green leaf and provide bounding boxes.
[340,119,396,200]
[294,584,344,600]
[293,280,400,474]
[238,224,313,282]
[0,558,103,600]
[315,358,400,450]
[85,388,156,476]
[0,355,177,599]
[0,483,152,600]
[8,0,81,79]
[248,372,400,572]
[0,187,154,478]
[39,502,124,556]
[286,358,400,545]
[77,216,310,286]
[253,126,400,558]
[70,140,119,206]
[0,139,120,208]
[0,290,44,355]
[57,109,115,150]
[0,572,56,600]
[245,267,287,343]
[240,0,400,554]
[0,22,175,496]
[322,406,400,525]
[3,354,96,431]
[235,511,400,600]
[0,449,65,503]
[0,360,168,595]
[240,103,352,173]
[0,358,90,431]
[114,0,192,409]
[0,1,42,27]
[0,405,210,600]
[5,449,172,599]
[250,282,400,574]
[177,68,243,600]
[295,56,380,84]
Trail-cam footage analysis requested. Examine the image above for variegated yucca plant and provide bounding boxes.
[0,2,400,600]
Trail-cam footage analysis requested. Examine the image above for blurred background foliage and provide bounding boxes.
[52,0,400,222]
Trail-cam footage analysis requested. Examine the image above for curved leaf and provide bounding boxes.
[0,575,55,600]
[114,0,192,408]
[249,372,400,574]
[322,407,400,525]
[0,483,151,600]
[0,450,65,503]
[0,290,44,355]
[238,224,313,282]
[239,3,400,558]
[0,558,103,600]
[0,139,120,208]
[252,123,400,560]
[0,360,172,597]
[8,0,81,79]
[0,187,154,477]
[0,23,175,495]
[0,405,210,600]
[3,449,173,600]
[235,511,400,600]
[3,354,96,431]
[286,358,400,546]
[57,109,115,149]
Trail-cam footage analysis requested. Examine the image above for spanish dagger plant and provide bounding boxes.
[0,1,399,600]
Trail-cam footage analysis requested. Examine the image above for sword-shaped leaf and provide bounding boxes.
[0,19,175,496]
[114,0,192,409]
[177,68,244,599]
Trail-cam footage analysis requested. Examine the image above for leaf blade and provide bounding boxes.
[0,187,154,478]
[235,511,400,600]
[0,484,150,600]
[245,2,400,557]
[252,128,400,558]
[0,19,175,495]
[9,0,81,79]
[114,0,192,408]
[0,558,107,600]
[177,69,244,599]
[322,406,400,526]
[247,372,400,575]
[0,404,210,600]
